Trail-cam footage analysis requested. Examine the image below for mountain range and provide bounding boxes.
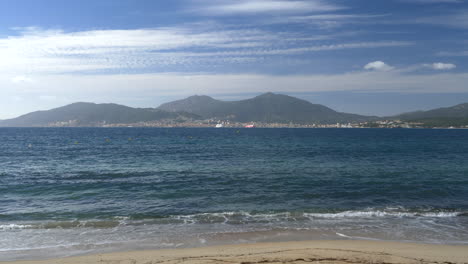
[393,103,468,127]
[0,102,198,127]
[158,92,373,124]
[0,93,467,127]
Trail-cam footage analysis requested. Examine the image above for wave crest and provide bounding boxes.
[1,208,465,231]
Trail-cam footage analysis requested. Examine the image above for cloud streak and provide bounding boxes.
[438,50,468,57]
[411,10,468,28]
[0,27,411,75]
[189,0,344,16]
[426,62,457,70]
[399,0,462,3]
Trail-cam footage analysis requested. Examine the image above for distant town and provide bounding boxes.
[46,119,468,129]
[2,93,468,128]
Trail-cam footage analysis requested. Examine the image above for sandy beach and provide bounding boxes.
[3,240,468,264]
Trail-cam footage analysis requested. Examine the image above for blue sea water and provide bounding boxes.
[0,127,468,260]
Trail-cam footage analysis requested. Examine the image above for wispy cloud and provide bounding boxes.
[399,0,462,3]
[411,10,468,28]
[424,62,457,70]
[376,62,459,73]
[264,13,389,29]
[183,41,412,56]
[0,27,274,74]
[0,27,411,75]
[11,75,34,84]
[438,50,468,56]
[345,9,468,29]
[188,0,344,16]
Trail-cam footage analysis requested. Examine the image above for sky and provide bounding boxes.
[1,0,468,118]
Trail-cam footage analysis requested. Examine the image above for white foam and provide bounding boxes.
[0,209,462,234]
[336,232,352,238]
[334,233,381,241]
[170,209,463,224]
[0,224,33,230]
[304,210,462,219]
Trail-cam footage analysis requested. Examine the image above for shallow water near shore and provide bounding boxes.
[1,128,468,261]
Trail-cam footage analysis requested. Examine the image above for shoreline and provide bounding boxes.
[2,126,468,130]
[2,240,468,264]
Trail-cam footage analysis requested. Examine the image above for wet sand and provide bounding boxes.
[3,240,468,264]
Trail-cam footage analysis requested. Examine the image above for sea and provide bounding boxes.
[1,127,468,260]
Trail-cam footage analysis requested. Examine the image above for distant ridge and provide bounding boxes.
[393,103,468,127]
[2,93,468,127]
[158,95,226,115]
[0,102,199,127]
[158,92,374,124]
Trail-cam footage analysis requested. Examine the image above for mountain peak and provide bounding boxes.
[256,92,281,98]
[158,95,223,114]
[187,95,214,99]
[68,102,96,106]
[185,95,217,102]
[158,93,371,124]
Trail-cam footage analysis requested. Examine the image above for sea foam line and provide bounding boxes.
[0,209,464,231]
[0,224,33,230]
[303,210,463,218]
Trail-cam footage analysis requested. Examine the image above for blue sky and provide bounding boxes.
[1,0,467,118]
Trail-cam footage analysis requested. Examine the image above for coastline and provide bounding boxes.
[3,240,468,264]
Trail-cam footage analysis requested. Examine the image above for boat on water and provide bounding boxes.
[244,124,255,128]
[215,124,224,128]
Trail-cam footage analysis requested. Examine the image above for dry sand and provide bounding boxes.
[3,240,468,264]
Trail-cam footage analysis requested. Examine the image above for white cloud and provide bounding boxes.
[190,0,344,15]
[11,76,33,84]
[172,41,412,57]
[0,27,411,75]
[426,62,457,70]
[364,61,394,71]
[0,27,272,74]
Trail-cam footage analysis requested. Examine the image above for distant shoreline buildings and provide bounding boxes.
[2,93,468,129]
[44,119,468,129]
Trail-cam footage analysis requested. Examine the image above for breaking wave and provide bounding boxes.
[1,208,465,230]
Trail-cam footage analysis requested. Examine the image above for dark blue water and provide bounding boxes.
[1,128,468,260]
